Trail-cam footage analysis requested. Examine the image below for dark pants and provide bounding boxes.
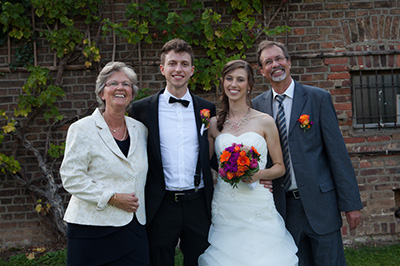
[286,197,346,266]
[147,191,210,266]
[67,217,149,266]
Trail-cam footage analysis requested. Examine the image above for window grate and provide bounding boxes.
[351,69,400,130]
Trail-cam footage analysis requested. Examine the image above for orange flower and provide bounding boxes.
[220,150,231,163]
[237,155,250,166]
[233,145,241,153]
[298,114,310,124]
[240,150,246,156]
[237,165,248,176]
[227,171,235,180]
[251,146,259,156]
[200,109,210,118]
[297,114,313,132]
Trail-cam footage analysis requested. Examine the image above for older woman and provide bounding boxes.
[60,61,149,265]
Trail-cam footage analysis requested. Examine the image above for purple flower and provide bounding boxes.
[229,152,239,163]
[226,145,235,153]
[225,163,238,173]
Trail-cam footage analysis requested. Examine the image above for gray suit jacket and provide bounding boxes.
[252,80,362,235]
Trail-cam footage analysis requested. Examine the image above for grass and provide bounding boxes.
[344,244,400,266]
[0,244,399,265]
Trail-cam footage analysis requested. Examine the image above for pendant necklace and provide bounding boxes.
[103,113,126,137]
[224,108,251,132]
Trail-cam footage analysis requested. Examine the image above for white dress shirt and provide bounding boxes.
[272,78,298,191]
[158,88,204,191]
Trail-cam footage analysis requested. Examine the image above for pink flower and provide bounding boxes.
[250,158,258,168]
[219,168,227,177]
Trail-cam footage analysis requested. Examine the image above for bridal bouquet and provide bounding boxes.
[219,143,261,189]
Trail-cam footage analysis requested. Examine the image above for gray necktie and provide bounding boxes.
[275,95,291,191]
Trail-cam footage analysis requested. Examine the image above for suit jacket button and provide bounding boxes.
[280,184,284,187]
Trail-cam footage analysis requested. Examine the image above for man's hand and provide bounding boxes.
[345,210,361,230]
[259,179,273,192]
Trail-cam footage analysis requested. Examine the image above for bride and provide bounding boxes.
[198,60,298,266]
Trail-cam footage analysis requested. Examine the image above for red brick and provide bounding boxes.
[328,73,351,80]
[330,65,349,72]
[324,57,349,65]
[360,169,385,176]
[333,103,352,110]
[329,88,351,95]
[360,161,371,168]
[367,136,391,142]
[293,28,305,35]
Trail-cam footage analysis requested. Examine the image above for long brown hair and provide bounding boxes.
[217,60,254,131]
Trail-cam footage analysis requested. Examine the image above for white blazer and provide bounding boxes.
[60,108,148,226]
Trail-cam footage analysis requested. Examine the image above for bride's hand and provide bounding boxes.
[242,171,263,184]
[241,171,273,192]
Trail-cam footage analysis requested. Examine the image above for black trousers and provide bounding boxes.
[147,192,211,266]
[67,217,149,266]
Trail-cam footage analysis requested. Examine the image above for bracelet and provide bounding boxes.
[113,193,117,200]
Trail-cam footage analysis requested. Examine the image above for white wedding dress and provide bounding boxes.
[198,132,298,266]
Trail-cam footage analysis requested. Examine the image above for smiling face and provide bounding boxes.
[259,45,292,88]
[160,50,194,96]
[223,68,250,102]
[101,71,133,111]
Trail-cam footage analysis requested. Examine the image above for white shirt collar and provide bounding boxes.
[163,87,192,105]
[272,78,295,100]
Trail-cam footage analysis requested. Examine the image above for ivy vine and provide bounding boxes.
[103,0,290,91]
[0,0,290,237]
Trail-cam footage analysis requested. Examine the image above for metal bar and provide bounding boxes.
[359,70,366,131]
[391,69,397,129]
[375,70,381,130]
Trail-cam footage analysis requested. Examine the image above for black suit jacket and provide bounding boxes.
[129,89,216,224]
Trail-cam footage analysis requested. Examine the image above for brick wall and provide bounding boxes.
[1,0,400,248]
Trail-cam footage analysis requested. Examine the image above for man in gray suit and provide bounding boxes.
[252,40,362,266]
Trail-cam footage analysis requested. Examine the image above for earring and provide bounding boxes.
[247,90,250,94]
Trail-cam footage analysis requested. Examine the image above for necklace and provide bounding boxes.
[224,108,251,132]
[120,127,127,141]
[103,113,125,133]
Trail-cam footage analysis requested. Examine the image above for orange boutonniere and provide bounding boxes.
[298,114,313,132]
[200,109,211,129]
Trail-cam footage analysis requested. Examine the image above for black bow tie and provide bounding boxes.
[169,97,190,107]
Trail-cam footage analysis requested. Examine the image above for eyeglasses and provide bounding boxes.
[105,80,133,89]
[263,56,286,67]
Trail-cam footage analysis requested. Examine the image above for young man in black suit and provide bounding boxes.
[130,39,216,266]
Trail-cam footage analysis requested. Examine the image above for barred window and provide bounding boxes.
[352,70,400,130]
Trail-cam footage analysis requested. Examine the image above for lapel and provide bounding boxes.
[190,92,202,141]
[289,81,307,135]
[126,117,138,158]
[94,109,127,161]
[262,89,274,117]
[147,90,163,164]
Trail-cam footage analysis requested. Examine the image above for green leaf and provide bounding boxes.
[138,23,148,34]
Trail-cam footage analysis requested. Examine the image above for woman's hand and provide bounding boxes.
[241,171,273,192]
[241,170,264,184]
[108,192,139,213]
